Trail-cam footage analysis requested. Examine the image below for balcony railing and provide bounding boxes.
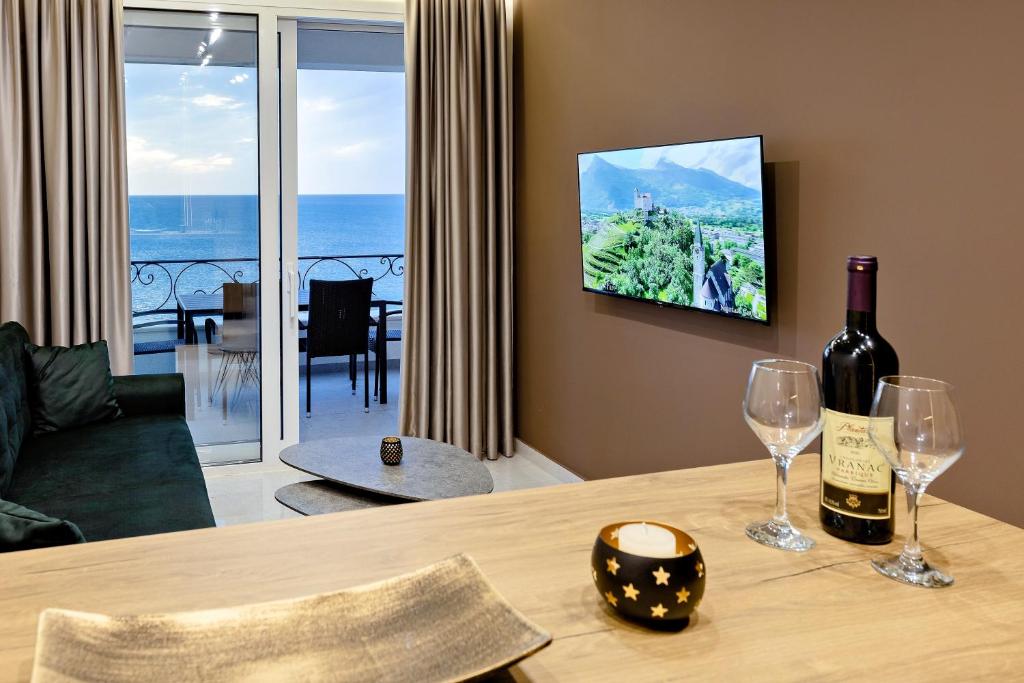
[131,254,404,329]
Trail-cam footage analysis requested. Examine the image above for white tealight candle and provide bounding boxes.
[616,522,677,558]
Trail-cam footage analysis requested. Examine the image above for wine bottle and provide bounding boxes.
[819,256,898,544]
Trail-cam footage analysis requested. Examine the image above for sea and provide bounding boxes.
[129,194,405,317]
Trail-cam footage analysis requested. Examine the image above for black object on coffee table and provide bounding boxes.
[380,436,403,465]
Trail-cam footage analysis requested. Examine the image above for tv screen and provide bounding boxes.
[578,135,768,323]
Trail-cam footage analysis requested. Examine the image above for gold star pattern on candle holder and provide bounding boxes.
[605,591,618,607]
[675,586,690,604]
[622,583,640,601]
[610,528,619,540]
[652,566,670,586]
[696,561,704,578]
[605,557,620,576]
[650,603,668,618]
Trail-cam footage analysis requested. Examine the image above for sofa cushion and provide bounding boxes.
[0,322,32,497]
[113,374,186,419]
[0,498,85,552]
[6,415,215,542]
[24,340,123,435]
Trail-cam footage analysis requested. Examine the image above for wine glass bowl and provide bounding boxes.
[743,417,824,461]
[868,376,964,588]
[743,359,826,552]
[868,376,963,487]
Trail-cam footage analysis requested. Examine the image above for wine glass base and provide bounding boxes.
[745,520,816,552]
[871,554,954,588]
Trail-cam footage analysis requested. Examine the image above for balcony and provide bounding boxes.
[131,254,403,461]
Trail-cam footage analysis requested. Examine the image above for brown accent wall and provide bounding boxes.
[514,0,1024,526]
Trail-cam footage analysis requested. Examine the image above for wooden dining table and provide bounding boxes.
[176,291,401,404]
[1,455,1022,681]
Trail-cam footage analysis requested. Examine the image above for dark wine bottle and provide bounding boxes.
[819,255,898,544]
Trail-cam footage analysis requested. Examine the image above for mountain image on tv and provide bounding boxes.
[578,136,767,322]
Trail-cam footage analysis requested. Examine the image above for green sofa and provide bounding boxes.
[0,321,215,545]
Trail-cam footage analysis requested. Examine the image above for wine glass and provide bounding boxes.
[744,359,826,552]
[868,376,964,588]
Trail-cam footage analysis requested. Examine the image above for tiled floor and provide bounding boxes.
[298,365,400,443]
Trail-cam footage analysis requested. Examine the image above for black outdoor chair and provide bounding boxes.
[303,278,374,416]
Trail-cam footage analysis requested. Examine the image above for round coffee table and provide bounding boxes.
[275,436,494,516]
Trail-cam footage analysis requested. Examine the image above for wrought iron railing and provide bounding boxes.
[131,254,404,328]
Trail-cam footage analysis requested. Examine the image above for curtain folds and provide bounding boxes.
[0,0,132,374]
[401,0,514,460]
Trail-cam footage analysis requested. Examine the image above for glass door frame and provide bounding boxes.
[124,0,404,464]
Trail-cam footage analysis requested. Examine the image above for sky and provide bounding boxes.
[125,63,405,195]
[578,136,763,190]
[297,69,405,195]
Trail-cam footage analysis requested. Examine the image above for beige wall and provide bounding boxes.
[514,0,1023,527]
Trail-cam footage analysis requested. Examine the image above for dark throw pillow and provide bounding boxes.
[24,340,123,434]
[0,499,85,552]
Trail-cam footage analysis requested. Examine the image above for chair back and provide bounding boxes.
[221,283,259,352]
[306,278,372,360]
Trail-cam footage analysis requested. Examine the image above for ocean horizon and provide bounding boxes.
[130,194,405,314]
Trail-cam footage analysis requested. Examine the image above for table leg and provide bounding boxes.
[176,304,185,340]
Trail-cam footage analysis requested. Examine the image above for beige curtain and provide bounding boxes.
[401,0,514,460]
[0,0,132,374]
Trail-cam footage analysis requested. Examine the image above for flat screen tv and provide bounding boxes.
[577,135,768,324]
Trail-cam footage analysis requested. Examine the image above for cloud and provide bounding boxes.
[329,141,375,158]
[126,135,177,166]
[127,136,233,174]
[639,137,762,189]
[191,94,243,109]
[301,96,339,113]
[171,153,234,173]
[229,73,249,85]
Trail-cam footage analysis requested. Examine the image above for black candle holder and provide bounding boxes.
[380,436,403,466]
[591,521,705,626]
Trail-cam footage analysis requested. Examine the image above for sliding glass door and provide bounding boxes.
[280,21,406,446]
[124,10,264,464]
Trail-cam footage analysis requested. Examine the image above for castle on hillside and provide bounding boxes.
[692,219,706,308]
[633,188,653,214]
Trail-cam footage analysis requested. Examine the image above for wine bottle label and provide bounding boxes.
[820,409,893,520]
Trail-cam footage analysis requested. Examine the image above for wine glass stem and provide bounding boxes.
[900,485,924,565]
[773,459,790,526]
